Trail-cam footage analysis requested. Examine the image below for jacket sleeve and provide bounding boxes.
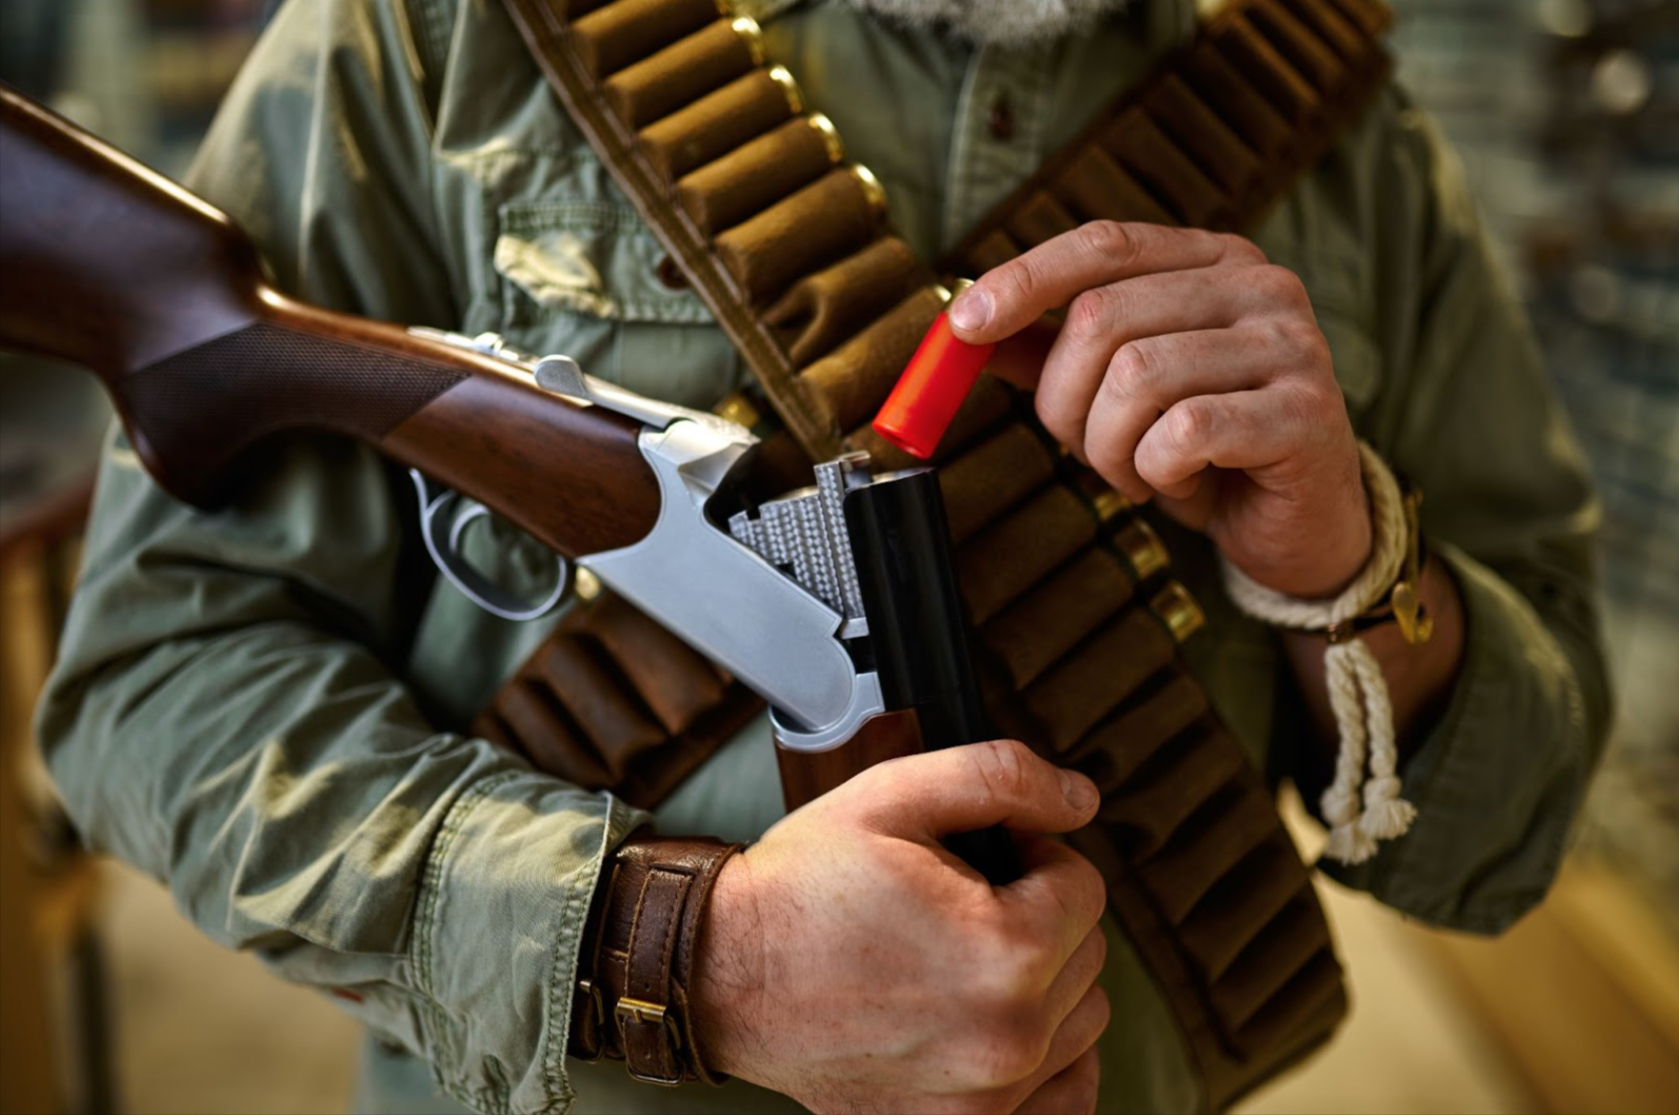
[34,3,641,1112]
[1289,87,1613,932]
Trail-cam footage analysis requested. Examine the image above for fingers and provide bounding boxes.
[1035,266,1264,424]
[857,739,1099,840]
[1045,328,1279,499]
[1134,384,1336,499]
[1017,983,1110,1106]
[997,835,1108,962]
[1039,924,1108,1034]
[951,222,1261,345]
[1013,1046,1101,1115]
[1024,981,1110,1090]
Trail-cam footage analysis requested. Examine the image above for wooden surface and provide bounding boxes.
[774,707,925,810]
[1,87,664,555]
[376,333,663,559]
[0,541,67,1115]
[1418,861,1679,1114]
[0,502,108,1115]
[0,86,267,378]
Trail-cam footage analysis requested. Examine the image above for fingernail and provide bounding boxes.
[948,287,992,333]
[1059,768,1095,811]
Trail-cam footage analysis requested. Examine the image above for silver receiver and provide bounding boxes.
[404,329,887,750]
[727,453,871,638]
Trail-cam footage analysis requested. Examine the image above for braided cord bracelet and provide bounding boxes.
[1221,441,1425,864]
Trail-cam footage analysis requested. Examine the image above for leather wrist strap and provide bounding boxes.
[570,832,743,1085]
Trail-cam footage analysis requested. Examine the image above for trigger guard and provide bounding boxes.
[409,470,571,622]
[448,502,494,553]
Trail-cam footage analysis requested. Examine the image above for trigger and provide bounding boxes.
[409,470,571,622]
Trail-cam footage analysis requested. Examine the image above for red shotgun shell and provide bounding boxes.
[872,306,996,459]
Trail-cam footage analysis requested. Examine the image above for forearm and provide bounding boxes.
[36,439,652,1113]
[1305,538,1609,931]
[45,618,640,1087]
[1279,553,1466,760]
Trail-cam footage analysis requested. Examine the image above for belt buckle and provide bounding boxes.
[615,997,684,1086]
[571,977,606,1063]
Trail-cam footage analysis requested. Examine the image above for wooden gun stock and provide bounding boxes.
[0,85,659,559]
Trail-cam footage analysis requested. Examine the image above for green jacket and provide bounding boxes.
[37,1,1611,1112]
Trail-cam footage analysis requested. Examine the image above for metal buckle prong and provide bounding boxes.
[615,997,684,1086]
[615,997,667,1027]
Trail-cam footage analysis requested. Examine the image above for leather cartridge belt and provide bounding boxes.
[480,0,1394,1106]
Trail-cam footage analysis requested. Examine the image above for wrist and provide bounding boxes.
[689,852,767,1079]
[1223,443,1403,621]
[569,833,745,1084]
[1228,453,1375,600]
[1308,495,1374,600]
[1221,442,1423,865]
[1230,506,1373,600]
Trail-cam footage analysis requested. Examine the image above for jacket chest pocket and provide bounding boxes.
[492,200,744,412]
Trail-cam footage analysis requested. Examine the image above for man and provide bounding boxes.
[37,0,1610,1112]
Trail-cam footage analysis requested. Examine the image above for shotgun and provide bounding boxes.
[0,85,1015,877]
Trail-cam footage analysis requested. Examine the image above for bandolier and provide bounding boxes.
[473,0,1395,1104]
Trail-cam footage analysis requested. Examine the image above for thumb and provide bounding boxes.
[854,739,1099,840]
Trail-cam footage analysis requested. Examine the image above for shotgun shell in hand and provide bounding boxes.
[871,306,996,459]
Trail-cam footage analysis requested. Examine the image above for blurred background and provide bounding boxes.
[1,0,1675,1112]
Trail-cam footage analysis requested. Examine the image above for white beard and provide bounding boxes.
[838,0,1132,45]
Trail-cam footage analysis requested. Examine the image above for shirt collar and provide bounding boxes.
[732,0,810,23]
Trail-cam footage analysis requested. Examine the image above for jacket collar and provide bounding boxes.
[738,0,1200,46]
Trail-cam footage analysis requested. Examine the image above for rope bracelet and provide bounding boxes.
[1220,441,1423,864]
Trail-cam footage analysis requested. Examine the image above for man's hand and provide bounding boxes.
[692,740,1109,1115]
[950,221,1369,599]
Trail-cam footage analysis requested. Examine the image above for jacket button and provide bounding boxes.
[656,254,690,289]
[987,95,1014,141]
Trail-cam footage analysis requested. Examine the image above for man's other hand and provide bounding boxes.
[951,221,1371,600]
[692,739,1109,1115]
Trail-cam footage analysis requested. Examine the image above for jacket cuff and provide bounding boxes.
[411,769,647,1114]
[1319,541,1601,933]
